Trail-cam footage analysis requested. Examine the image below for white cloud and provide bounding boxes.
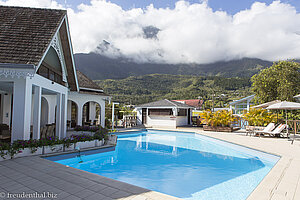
[1,0,300,64]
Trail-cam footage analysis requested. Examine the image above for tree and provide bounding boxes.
[251,61,300,103]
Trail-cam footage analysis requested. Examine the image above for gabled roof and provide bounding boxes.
[76,70,109,96]
[0,6,66,66]
[229,95,255,105]
[173,99,203,108]
[76,70,103,91]
[136,99,194,108]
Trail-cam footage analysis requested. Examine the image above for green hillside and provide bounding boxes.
[96,74,252,106]
[75,53,272,80]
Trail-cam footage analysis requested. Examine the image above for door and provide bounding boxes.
[142,108,147,125]
[188,109,191,125]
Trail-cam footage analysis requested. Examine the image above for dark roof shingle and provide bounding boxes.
[136,99,194,108]
[0,6,66,66]
[76,70,103,91]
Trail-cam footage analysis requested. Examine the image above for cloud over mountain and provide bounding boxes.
[1,0,300,64]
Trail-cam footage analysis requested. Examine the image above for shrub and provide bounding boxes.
[0,142,9,158]
[200,110,237,127]
[242,108,279,126]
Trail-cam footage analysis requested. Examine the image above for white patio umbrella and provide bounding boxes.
[266,101,300,142]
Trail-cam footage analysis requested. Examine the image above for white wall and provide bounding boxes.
[68,92,108,127]
[176,116,188,126]
[135,108,142,125]
[43,95,57,124]
[147,115,177,128]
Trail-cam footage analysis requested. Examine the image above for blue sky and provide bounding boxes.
[6,0,297,63]
[59,0,300,14]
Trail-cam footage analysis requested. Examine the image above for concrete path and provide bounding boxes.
[0,156,179,200]
[1,128,300,200]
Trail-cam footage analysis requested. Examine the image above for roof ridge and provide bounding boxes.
[165,99,178,107]
[0,5,66,12]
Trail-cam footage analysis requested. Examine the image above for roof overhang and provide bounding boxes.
[135,106,193,109]
[36,14,79,92]
[79,87,104,93]
[0,63,36,78]
[229,95,255,105]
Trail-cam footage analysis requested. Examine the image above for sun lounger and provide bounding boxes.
[254,123,275,137]
[257,124,287,137]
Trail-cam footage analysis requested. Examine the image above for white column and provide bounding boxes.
[67,100,72,121]
[89,102,96,122]
[32,86,42,139]
[173,108,177,116]
[77,103,83,126]
[1,94,12,126]
[100,103,105,127]
[11,78,32,141]
[247,100,250,111]
[60,93,67,139]
[55,93,62,137]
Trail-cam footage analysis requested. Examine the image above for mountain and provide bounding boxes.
[95,74,252,105]
[74,53,272,80]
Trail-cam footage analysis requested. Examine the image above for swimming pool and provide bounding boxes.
[47,130,279,200]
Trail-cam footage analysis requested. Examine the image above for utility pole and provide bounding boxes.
[112,102,119,130]
[212,93,215,112]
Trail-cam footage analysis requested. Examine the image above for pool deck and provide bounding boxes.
[0,128,300,200]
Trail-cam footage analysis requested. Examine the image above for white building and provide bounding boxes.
[135,99,194,128]
[0,6,109,142]
[229,95,255,114]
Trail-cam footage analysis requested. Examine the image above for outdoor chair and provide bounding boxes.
[46,124,55,137]
[246,126,255,136]
[0,124,10,140]
[257,124,287,137]
[255,123,276,137]
[40,126,47,138]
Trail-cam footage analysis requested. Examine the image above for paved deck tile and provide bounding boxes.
[1,128,300,199]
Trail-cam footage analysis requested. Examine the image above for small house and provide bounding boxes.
[135,99,194,128]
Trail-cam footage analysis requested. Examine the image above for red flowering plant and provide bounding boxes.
[70,134,94,142]
[62,137,76,148]
[0,142,9,159]
[39,136,61,147]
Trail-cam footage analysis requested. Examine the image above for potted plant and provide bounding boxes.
[72,134,95,149]
[41,137,63,154]
[94,127,109,147]
[0,142,9,161]
[14,140,42,158]
[62,138,75,152]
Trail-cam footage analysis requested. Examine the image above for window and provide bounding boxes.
[178,109,187,116]
[148,109,172,116]
[37,63,63,85]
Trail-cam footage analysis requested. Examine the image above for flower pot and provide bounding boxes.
[0,150,9,161]
[15,147,42,158]
[203,125,234,132]
[63,144,75,152]
[75,141,95,149]
[95,139,105,147]
[108,135,117,145]
[43,144,64,154]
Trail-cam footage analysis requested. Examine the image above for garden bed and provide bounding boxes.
[0,131,116,161]
[203,125,236,132]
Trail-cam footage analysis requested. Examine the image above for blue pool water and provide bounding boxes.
[47,130,279,200]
